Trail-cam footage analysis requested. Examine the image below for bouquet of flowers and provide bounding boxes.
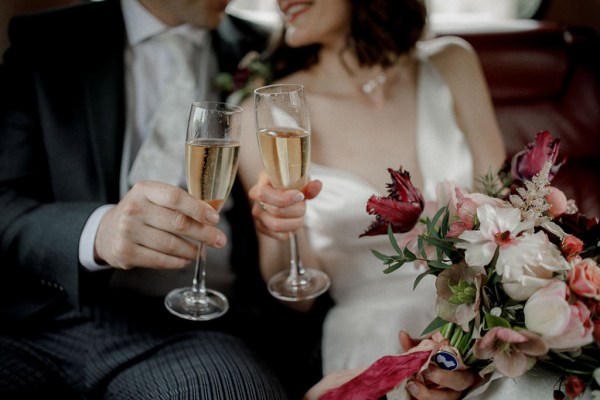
[322,131,600,400]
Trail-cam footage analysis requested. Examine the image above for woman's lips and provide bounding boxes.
[281,1,312,24]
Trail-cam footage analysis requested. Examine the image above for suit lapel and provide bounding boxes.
[84,50,125,202]
[83,2,126,203]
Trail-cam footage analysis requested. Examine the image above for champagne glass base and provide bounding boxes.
[164,287,229,321]
[268,269,331,302]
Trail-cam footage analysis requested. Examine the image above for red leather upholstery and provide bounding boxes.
[441,21,600,217]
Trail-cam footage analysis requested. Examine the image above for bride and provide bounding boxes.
[237,0,514,398]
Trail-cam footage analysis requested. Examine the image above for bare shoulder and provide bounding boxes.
[417,35,479,76]
[417,35,487,102]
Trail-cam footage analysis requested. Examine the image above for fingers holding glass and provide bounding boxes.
[164,101,242,321]
[253,84,330,301]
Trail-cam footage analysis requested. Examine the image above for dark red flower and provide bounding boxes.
[511,130,566,182]
[361,168,424,237]
[565,375,586,399]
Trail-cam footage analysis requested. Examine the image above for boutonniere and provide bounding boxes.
[216,50,273,104]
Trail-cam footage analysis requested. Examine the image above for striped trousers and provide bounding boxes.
[0,293,289,399]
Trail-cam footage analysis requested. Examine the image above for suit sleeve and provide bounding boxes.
[0,15,107,309]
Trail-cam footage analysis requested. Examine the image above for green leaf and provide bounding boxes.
[421,316,449,336]
[422,236,456,253]
[371,249,391,261]
[484,313,511,329]
[215,72,233,90]
[403,248,416,261]
[383,262,405,274]
[413,269,433,288]
[430,206,448,229]
[440,210,450,236]
[387,224,403,255]
[417,236,427,258]
[427,260,452,270]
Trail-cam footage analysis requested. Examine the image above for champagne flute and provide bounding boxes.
[164,101,242,321]
[254,84,331,301]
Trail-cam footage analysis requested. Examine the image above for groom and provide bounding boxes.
[0,0,324,398]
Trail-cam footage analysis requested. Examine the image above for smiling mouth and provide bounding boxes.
[282,2,312,23]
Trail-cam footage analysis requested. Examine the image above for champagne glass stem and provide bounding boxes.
[191,242,207,303]
[287,232,306,285]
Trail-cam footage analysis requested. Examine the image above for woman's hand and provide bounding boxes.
[249,170,322,240]
[400,330,477,400]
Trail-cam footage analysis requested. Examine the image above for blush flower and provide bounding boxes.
[456,204,569,300]
[545,186,568,218]
[561,235,584,261]
[510,130,565,182]
[497,230,570,301]
[568,258,600,300]
[361,168,424,237]
[435,182,506,238]
[524,280,594,351]
[472,327,548,378]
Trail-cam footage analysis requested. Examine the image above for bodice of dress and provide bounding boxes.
[304,46,474,374]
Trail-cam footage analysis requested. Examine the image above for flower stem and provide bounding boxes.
[440,322,473,357]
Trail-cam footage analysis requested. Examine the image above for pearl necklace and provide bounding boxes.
[362,73,387,94]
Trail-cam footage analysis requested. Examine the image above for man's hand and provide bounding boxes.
[94,180,226,270]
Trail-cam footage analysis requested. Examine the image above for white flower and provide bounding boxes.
[498,231,570,300]
[456,204,534,267]
[524,280,594,351]
[457,204,569,300]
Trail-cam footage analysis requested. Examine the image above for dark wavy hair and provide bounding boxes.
[270,0,427,80]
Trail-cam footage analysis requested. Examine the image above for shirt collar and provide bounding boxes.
[121,0,208,47]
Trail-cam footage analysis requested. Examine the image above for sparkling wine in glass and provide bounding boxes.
[164,101,242,321]
[254,84,331,301]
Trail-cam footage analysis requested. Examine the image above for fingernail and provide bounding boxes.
[406,382,419,396]
[214,233,226,248]
[292,192,305,202]
[207,211,219,224]
[421,369,431,381]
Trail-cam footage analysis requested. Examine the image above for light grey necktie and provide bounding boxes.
[128,32,197,187]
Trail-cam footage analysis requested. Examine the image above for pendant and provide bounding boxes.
[362,74,387,94]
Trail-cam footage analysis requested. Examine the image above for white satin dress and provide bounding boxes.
[305,46,474,375]
[304,46,588,400]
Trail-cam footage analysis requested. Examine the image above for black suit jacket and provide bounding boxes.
[0,0,269,321]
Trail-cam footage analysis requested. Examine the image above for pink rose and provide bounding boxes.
[545,186,568,218]
[561,235,584,261]
[524,280,594,351]
[568,258,600,300]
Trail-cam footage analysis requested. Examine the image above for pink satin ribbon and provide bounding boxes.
[320,350,430,400]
